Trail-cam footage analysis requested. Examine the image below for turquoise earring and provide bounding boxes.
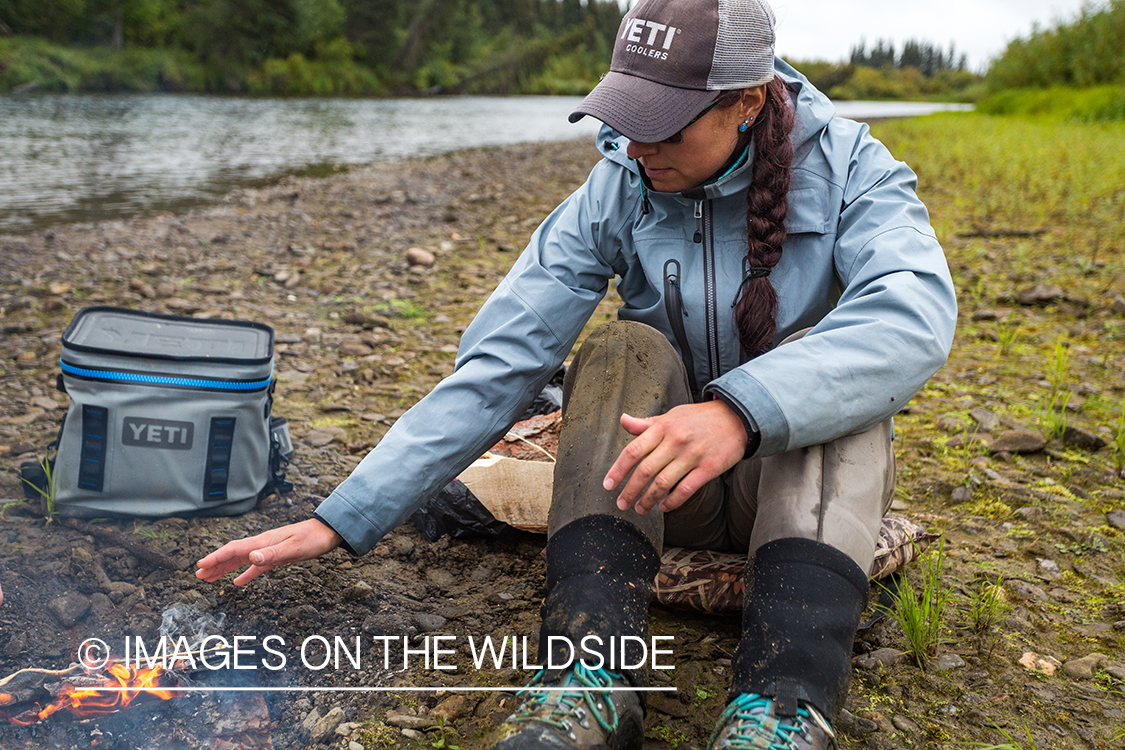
[738,115,755,133]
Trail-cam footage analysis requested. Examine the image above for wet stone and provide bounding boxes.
[853,648,906,671]
[836,709,879,737]
[969,407,1000,431]
[1061,653,1108,680]
[1007,580,1048,602]
[951,486,973,503]
[411,612,448,633]
[1106,509,1125,530]
[1062,425,1107,451]
[934,653,966,671]
[1017,283,1064,306]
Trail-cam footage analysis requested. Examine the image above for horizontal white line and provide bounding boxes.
[90,686,677,693]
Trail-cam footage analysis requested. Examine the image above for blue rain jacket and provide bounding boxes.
[316,59,957,555]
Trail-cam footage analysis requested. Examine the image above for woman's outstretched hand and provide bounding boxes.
[195,519,343,586]
[603,399,748,515]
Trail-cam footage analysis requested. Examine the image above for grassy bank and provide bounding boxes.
[977,84,1125,121]
[0,36,204,92]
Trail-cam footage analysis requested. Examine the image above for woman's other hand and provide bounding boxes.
[195,519,343,586]
[603,400,747,515]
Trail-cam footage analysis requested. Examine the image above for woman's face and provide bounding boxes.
[625,87,766,194]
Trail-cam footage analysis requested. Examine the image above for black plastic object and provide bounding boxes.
[20,460,50,500]
[409,479,513,542]
[519,366,565,419]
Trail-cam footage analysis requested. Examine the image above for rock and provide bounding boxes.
[1062,425,1107,451]
[48,281,71,295]
[937,415,965,433]
[301,708,321,734]
[852,648,906,671]
[1037,558,1061,579]
[5,441,35,456]
[105,581,138,598]
[1019,651,1061,675]
[1017,284,1064,306]
[1105,664,1125,680]
[934,653,966,671]
[349,743,365,750]
[4,408,45,425]
[425,568,456,587]
[836,709,878,737]
[385,712,436,730]
[471,566,495,581]
[1061,653,1108,680]
[343,312,389,329]
[405,247,435,267]
[336,722,357,736]
[892,715,921,734]
[1007,580,1048,602]
[432,694,478,721]
[306,426,347,447]
[411,612,448,633]
[968,407,1000,431]
[311,707,346,743]
[345,581,373,601]
[951,486,972,503]
[390,536,415,556]
[401,728,425,740]
[30,396,61,411]
[1110,294,1125,315]
[648,692,689,718]
[1107,510,1125,530]
[970,310,999,321]
[1014,506,1046,522]
[989,429,1046,454]
[48,593,91,627]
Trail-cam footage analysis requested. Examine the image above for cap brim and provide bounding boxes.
[569,72,718,143]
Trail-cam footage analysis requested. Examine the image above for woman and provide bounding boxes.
[198,0,957,747]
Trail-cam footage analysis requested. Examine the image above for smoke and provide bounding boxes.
[158,603,227,649]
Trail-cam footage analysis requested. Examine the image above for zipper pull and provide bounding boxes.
[693,201,703,243]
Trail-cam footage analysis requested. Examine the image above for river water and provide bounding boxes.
[0,95,971,234]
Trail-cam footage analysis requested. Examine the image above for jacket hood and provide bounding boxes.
[594,57,836,202]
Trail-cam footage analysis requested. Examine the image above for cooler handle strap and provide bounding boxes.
[78,406,108,492]
[203,417,237,502]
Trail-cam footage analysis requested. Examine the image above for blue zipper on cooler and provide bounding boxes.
[60,360,273,391]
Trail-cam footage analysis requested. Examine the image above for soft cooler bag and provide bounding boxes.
[54,306,289,518]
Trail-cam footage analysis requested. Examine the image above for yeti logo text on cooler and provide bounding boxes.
[621,18,678,50]
[122,417,194,450]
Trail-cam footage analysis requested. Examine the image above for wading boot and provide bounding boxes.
[711,537,868,750]
[491,664,644,750]
[709,693,836,750]
[489,514,658,750]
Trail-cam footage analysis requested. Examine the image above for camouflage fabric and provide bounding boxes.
[655,515,938,615]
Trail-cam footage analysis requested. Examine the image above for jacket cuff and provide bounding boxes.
[311,512,359,556]
[703,368,789,458]
[710,391,761,459]
[313,490,389,557]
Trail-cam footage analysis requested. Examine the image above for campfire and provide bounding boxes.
[1,661,176,726]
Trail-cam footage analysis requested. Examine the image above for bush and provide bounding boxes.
[977,85,1125,121]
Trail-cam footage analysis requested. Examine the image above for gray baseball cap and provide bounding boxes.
[570,0,777,143]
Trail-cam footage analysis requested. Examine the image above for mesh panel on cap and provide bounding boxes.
[707,0,776,89]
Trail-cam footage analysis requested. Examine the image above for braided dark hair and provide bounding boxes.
[733,77,795,360]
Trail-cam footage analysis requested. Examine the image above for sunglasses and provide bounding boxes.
[660,98,723,144]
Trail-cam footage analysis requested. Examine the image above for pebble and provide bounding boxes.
[1106,509,1125,530]
[48,592,91,627]
[306,426,347,447]
[1014,506,1045,522]
[934,653,966,671]
[836,709,878,737]
[1061,653,1107,680]
[937,415,964,433]
[386,712,436,730]
[1007,580,1048,601]
[989,429,1046,454]
[411,612,448,633]
[852,648,906,671]
[1061,425,1107,451]
[471,566,495,581]
[968,407,1000,431]
[426,568,456,587]
[432,693,477,721]
[405,247,436,267]
[345,581,373,601]
[970,310,998,321]
[891,715,921,734]
[951,486,972,503]
[401,728,425,740]
[1111,294,1125,315]
[1019,651,1061,675]
[648,693,689,718]
[390,536,415,556]
[1036,558,1061,579]
[1017,283,1064,306]
[311,707,346,743]
[350,743,365,750]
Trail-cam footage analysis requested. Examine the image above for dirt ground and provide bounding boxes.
[0,133,1122,750]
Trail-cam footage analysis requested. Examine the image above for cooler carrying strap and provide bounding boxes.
[79,406,109,492]
[203,417,237,502]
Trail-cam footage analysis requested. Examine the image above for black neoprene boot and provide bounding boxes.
[710,537,869,750]
[491,515,659,750]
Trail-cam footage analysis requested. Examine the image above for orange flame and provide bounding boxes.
[10,663,174,725]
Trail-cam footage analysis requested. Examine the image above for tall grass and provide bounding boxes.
[882,538,950,670]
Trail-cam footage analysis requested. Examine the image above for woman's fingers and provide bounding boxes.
[195,520,342,585]
[603,413,662,492]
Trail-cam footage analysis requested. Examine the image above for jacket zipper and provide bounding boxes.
[700,200,720,383]
[663,259,699,397]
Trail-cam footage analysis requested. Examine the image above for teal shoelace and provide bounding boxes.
[710,694,819,750]
[509,664,624,737]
